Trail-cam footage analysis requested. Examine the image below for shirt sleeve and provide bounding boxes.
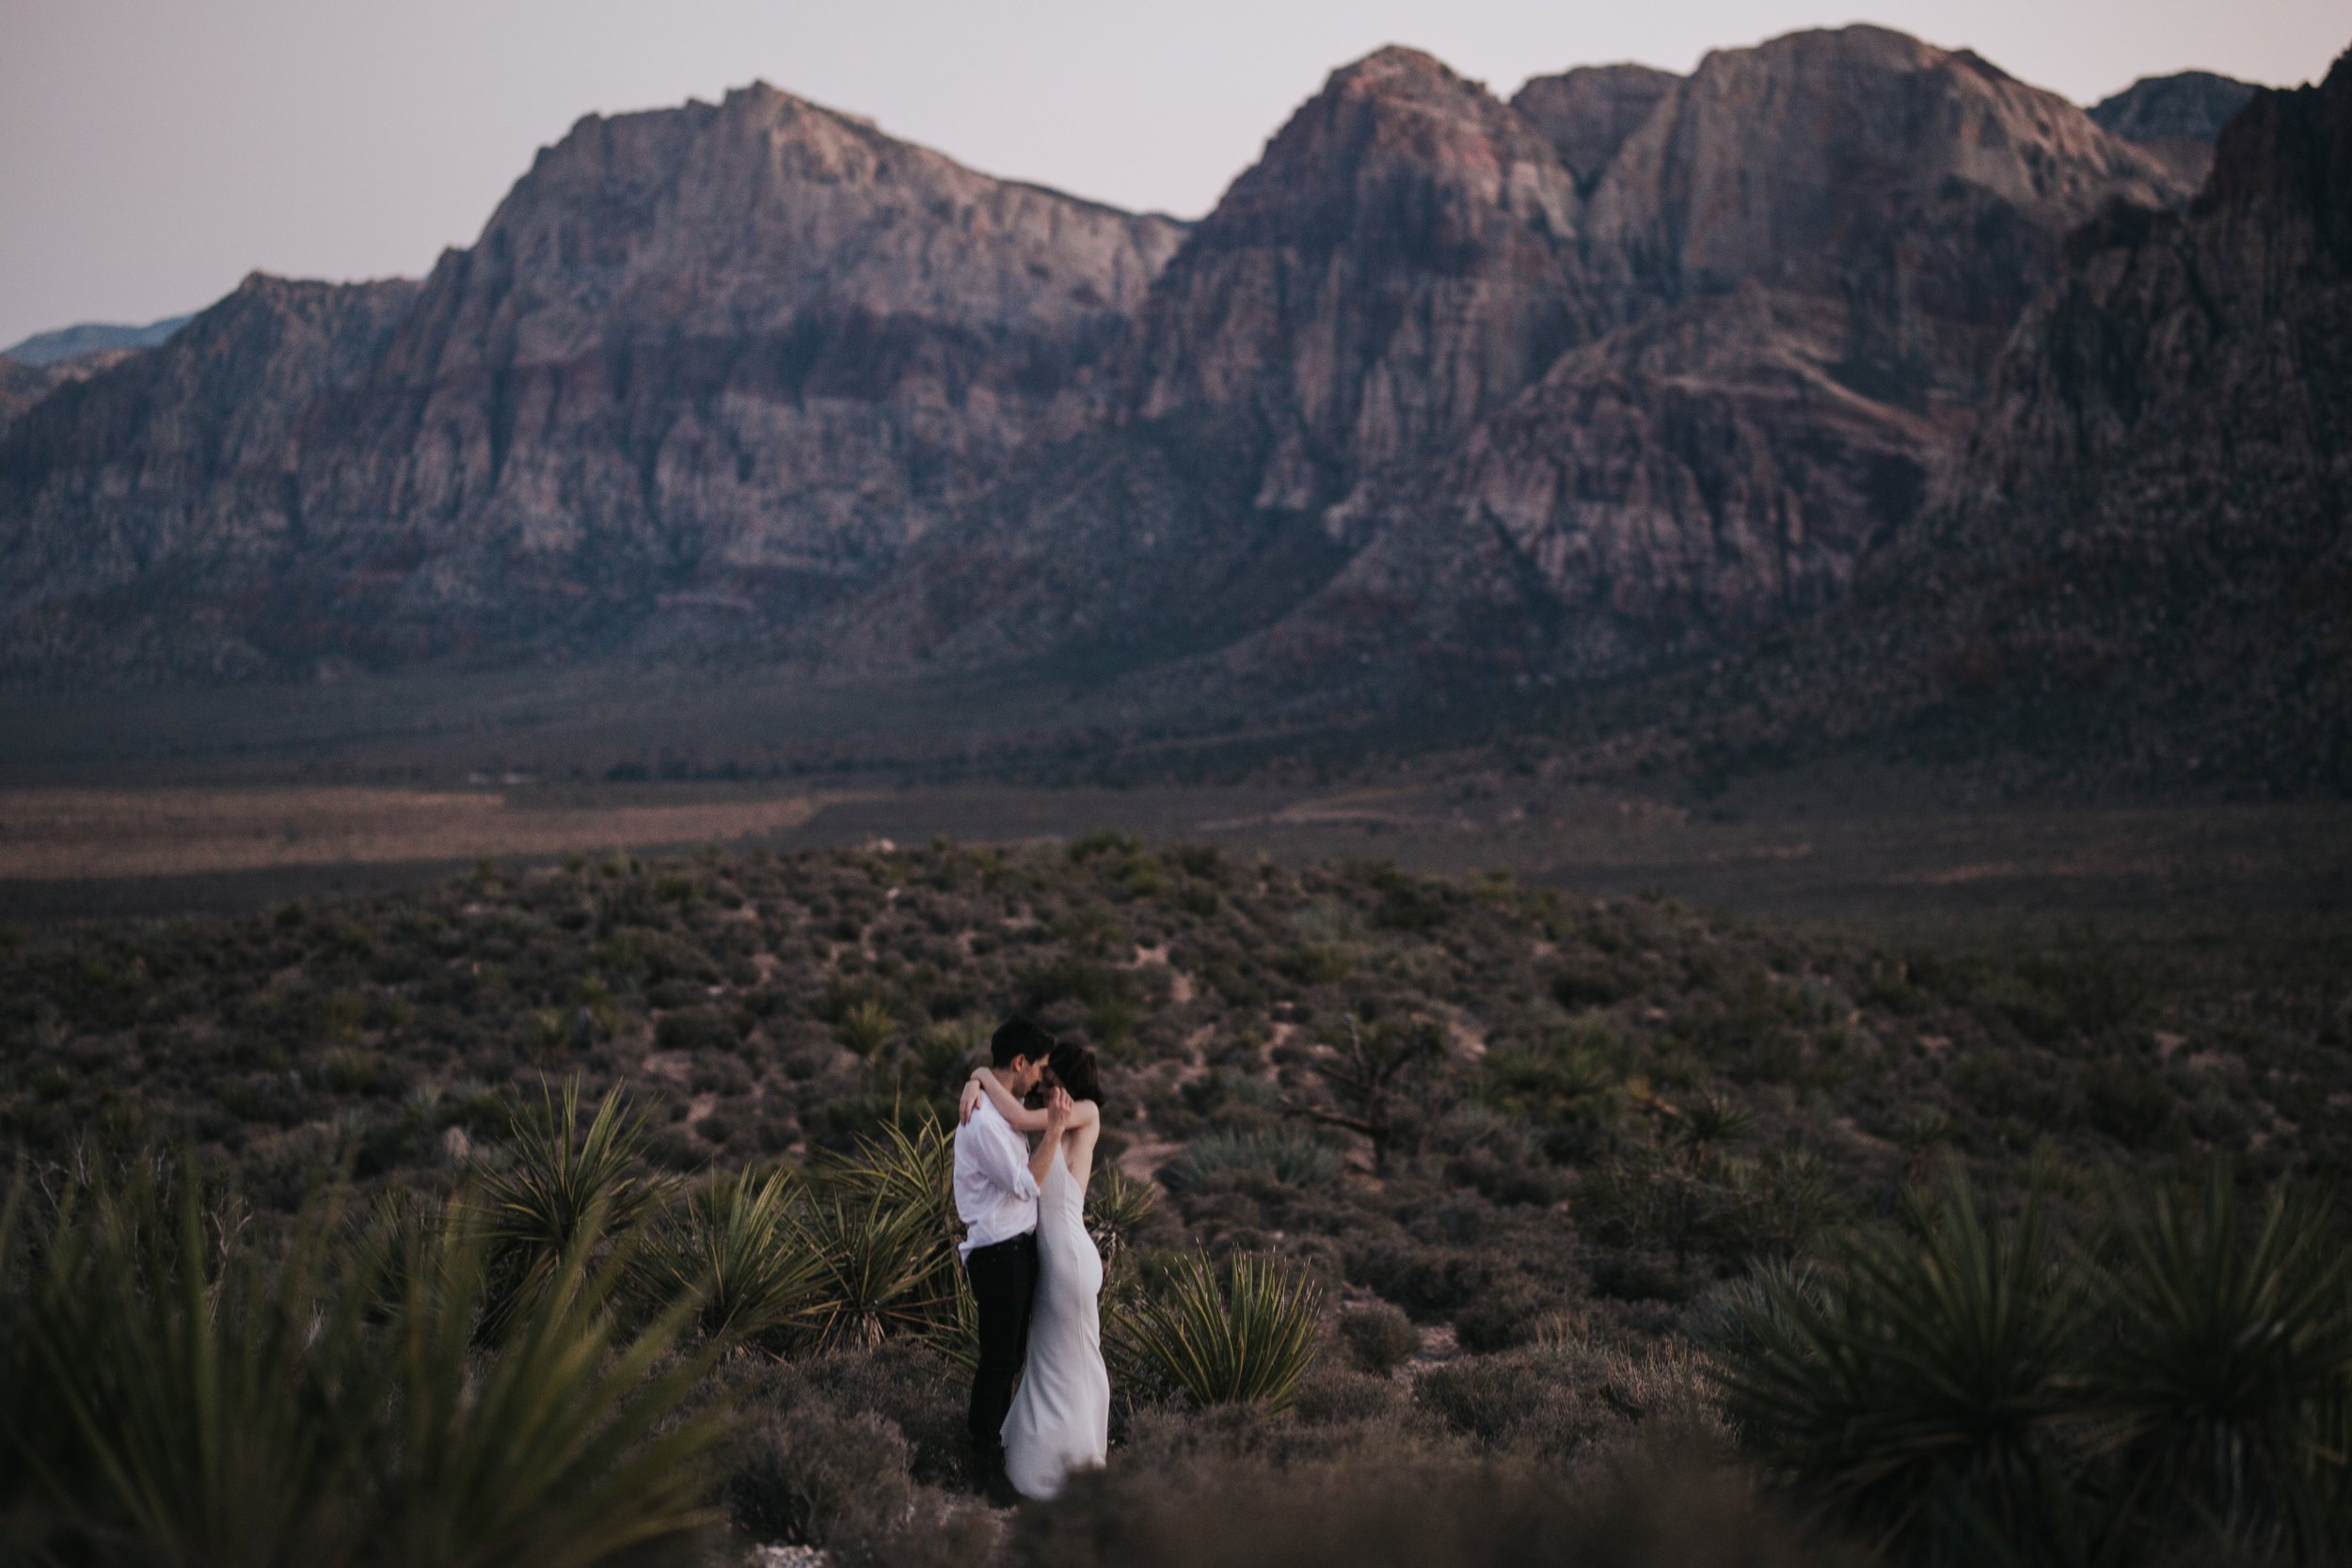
[969,1110,1041,1202]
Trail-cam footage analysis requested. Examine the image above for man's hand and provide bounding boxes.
[959,1076,985,1125]
[1044,1085,1073,1135]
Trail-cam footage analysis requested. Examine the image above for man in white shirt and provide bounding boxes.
[955,1015,1068,1505]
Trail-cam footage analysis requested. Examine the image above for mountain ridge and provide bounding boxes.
[0,30,2336,800]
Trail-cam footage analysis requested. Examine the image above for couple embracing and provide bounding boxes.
[951,1016,1110,1506]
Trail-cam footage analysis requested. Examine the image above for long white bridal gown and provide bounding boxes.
[1001,1156,1109,1500]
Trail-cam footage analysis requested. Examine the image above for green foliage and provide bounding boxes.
[834,997,898,1058]
[1711,1181,2082,1563]
[792,1188,954,1354]
[478,1079,675,1304]
[1115,1250,1324,1410]
[1085,1165,1162,1275]
[2087,1169,2352,1557]
[1160,1128,1344,1194]
[1338,1300,1421,1375]
[1712,1170,2352,1565]
[0,1164,729,1568]
[646,1167,823,1346]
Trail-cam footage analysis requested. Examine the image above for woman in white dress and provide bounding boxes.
[959,1040,1109,1501]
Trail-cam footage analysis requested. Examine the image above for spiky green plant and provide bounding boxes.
[1708,1180,2086,1565]
[1159,1128,1343,1195]
[1085,1166,1159,1276]
[362,1196,729,1568]
[1114,1249,1323,1411]
[644,1167,823,1347]
[0,1164,730,1568]
[2085,1169,2352,1557]
[479,1078,675,1275]
[792,1187,955,1353]
[8,1164,369,1565]
[834,998,898,1059]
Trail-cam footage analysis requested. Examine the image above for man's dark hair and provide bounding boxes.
[991,1014,1054,1069]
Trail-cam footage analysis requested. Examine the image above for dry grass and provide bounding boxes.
[0,787,823,879]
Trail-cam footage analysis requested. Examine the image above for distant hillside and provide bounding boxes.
[2089,69,2265,183]
[0,313,191,367]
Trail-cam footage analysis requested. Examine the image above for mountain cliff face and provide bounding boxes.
[1510,65,1679,190]
[1113,47,1591,515]
[1149,27,2187,691]
[1565,49,2351,794]
[0,23,2306,784]
[0,275,421,679]
[0,85,1183,675]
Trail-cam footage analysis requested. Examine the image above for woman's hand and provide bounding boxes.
[958,1073,987,1125]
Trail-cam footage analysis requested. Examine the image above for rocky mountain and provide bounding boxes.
[0,85,1183,676]
[0,352,141,432]
[0,313,192,369]
[1510,64,1679,191]
[1553,47,2352,795]
[2089,70,2263,185]
[6,24,2329,802]
[978,25,2183,690]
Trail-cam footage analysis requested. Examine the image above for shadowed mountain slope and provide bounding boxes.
[1548,48,2352,797]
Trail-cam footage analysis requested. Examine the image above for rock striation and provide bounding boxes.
[1569,48,2352,794]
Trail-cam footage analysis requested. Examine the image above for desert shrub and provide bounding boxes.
[1347,1241,1495,1320]
[790,1341,973,1487]
[1416,1350,1595,1454]
[1338,1300,1421,1374]
[1290,1363,1413,1427]
[654,1005,734,1053]
[725,1388,913,1552]
[2076,1056,2190,1151]
[1161,1128,1344,1195]
[1453,1275,1572,1354]
[1115,1250,1324,1411]
[1279,944,1356,986]
[1551,958,1643,1008]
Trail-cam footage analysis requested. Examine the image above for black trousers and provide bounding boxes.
[964,1230,1039,1479]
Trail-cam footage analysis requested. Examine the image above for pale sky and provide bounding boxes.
[1,0,2344,349]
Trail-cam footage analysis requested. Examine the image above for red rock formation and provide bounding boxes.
[1510,64,1678,190]
[1112,47,1591,513]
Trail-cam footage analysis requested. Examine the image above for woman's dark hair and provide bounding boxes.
[1048,1039,1103,1107]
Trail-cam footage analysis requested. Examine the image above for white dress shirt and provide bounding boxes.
[954,1097,1040,1260]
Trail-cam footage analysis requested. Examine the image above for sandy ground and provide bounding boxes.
[0,787,824,880]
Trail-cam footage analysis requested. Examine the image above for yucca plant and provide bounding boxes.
[363,1196,731,1568]
[1,1164,731,1568]
[1085,1166,1159,1276]
[1114,1249,1323,1411]
[477,1078,675,1324]
[792,1186,955,1353]
[8,1164,370,1566]
[2084,1168,2352,1557]
[834,998,898,1059]
[822,1111,965,1306]
[644,1166,824,1348]
[1709,1180,2088,1566]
